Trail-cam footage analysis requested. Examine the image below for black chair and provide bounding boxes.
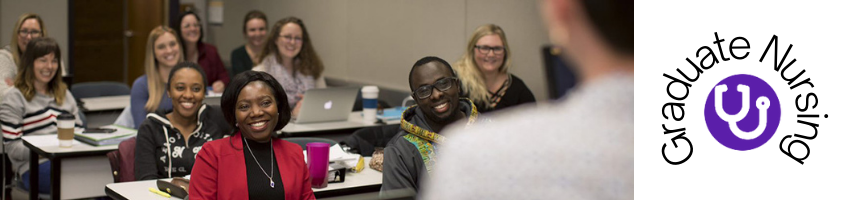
[72,81,130,128]
[340,124,401,157]
[70,81,130,99]
[283,137,338,150]
[2,154,12,200]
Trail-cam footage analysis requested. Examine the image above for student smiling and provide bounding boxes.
[130,26,184,128]
[189,71,314,199]
[135,62,229,180]
[0,37,82,194]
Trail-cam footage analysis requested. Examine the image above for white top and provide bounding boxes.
[253,55,327,108]
[421,73,634,200]
[0,46,15,102]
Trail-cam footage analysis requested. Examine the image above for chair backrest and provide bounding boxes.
[107,137,137,183]
[283,137,337,150]
[71,81,130,99]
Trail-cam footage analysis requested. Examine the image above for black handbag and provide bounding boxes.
[156,177,190,199]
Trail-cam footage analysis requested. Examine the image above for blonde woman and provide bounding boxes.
[253,16,326,117]
[130,26,184,128]
[455,24,535,113]
[0,13,65,99]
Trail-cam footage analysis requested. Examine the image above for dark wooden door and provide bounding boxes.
[70,0,164,87]
[127,0,165,86]
[70,0,125,84]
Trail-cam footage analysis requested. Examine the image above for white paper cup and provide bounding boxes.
[361,86,380,124]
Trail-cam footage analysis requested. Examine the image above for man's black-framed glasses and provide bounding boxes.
[414,77,457,99]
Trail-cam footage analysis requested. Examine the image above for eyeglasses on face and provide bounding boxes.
[474,45,505,55]
[414,77,457,99]
[18,29,42,37]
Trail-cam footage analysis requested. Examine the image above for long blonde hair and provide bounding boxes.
[143,26,183,112]
[258,17,324,78]
[10,13,47,67]
[14,37,66,105]
[454,24,512,108]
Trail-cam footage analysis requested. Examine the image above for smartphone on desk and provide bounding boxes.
[83,128,117,134]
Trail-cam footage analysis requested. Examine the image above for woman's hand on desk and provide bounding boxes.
[212,81,225,93]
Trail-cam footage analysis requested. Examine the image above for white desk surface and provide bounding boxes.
[283,112,401,134]
[81,95,130,112]
[105,178,183,200]
[106,157,382,199]
[313,157,383,193]
[22,134,118,154]
[23,135,119,199]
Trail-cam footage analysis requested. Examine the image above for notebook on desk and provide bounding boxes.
[294,87,360,124]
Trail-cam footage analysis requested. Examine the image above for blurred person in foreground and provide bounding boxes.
[421,0,633,199]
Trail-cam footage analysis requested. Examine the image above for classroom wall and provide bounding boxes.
[210,0,550,100]
[0,0,550,101]
[0,0,69,67]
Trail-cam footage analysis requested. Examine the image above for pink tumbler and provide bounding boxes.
[307,142,330,188]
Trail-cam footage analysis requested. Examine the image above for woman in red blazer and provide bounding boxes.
[189,71,315,199]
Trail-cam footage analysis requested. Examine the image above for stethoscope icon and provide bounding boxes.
[714,84,770,140]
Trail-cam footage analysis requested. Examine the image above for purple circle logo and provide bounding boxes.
[704,74,781,151]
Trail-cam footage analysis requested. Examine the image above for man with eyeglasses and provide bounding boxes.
[380,56,480,196]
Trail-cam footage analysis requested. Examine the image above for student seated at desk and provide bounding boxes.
[454,24,535,113]
[380,56,480,195]
[0,37,82,194]
[131,26,184,128]
[134,62,230,180]
[253,16,327,117]
[189,71,314,199]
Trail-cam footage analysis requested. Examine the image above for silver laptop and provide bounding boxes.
[293,86,360,124]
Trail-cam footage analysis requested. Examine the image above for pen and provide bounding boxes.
[149,187,171,198]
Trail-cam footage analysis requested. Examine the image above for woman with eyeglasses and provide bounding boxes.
[0,13,67,100]
[189,71,314,199]
[177,11,230,94]
[253,16,326,117]
[454,24,535,113]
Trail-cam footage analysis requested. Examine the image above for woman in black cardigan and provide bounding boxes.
[454,24,535,113]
